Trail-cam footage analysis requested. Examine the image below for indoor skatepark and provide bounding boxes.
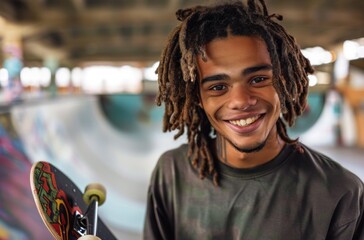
[0,0,363,239]
[1,94,187,239]
[1,92,364,239]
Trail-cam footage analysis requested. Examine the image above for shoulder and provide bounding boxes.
[297,143,364,192]
[158,143,189,160]
[156,143,189,169]
[151,144,191,182]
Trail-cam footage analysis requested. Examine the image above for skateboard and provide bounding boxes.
[30,161,117,240]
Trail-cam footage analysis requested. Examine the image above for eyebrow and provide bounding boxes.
[200,64,273,85]
[201,74,229,84]
[242,64,273,76]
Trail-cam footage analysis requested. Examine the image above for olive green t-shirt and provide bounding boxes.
[144,143,364,240]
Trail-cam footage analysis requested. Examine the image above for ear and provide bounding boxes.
[195,63,204,109]
[196,91,203,108]
[197,96,203,108]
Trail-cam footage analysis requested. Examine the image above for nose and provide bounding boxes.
[227,84,257,110]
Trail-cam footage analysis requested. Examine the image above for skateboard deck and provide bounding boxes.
[30,161,117,240]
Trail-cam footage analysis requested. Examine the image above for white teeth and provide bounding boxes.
[230,115,259,127]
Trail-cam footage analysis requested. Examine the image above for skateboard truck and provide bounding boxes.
[73,183,107,240]
[73,211,87,236]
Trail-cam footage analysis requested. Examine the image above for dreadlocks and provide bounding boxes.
[156,0,314,186]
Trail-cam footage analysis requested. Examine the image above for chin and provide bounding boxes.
[230,139,267,153]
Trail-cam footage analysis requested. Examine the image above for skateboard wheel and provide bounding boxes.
[79,235,102,240]
[83,183,106,206]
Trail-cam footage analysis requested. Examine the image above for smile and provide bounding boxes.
[229,115,260,127]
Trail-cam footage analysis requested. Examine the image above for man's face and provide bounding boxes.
[197,35,281,153]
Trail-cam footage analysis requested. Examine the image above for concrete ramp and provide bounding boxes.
[10,95,186,239]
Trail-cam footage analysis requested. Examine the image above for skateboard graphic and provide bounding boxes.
[30,161,117,240]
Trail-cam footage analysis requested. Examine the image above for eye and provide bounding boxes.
[209,84,227,91]
[251,76,268,84]
[250,76,273,87]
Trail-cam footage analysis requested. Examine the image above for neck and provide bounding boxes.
[215,132,285,169]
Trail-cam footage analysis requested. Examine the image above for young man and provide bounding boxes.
[143,1,364,239]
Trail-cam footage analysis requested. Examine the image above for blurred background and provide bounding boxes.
[0,0,363,239]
